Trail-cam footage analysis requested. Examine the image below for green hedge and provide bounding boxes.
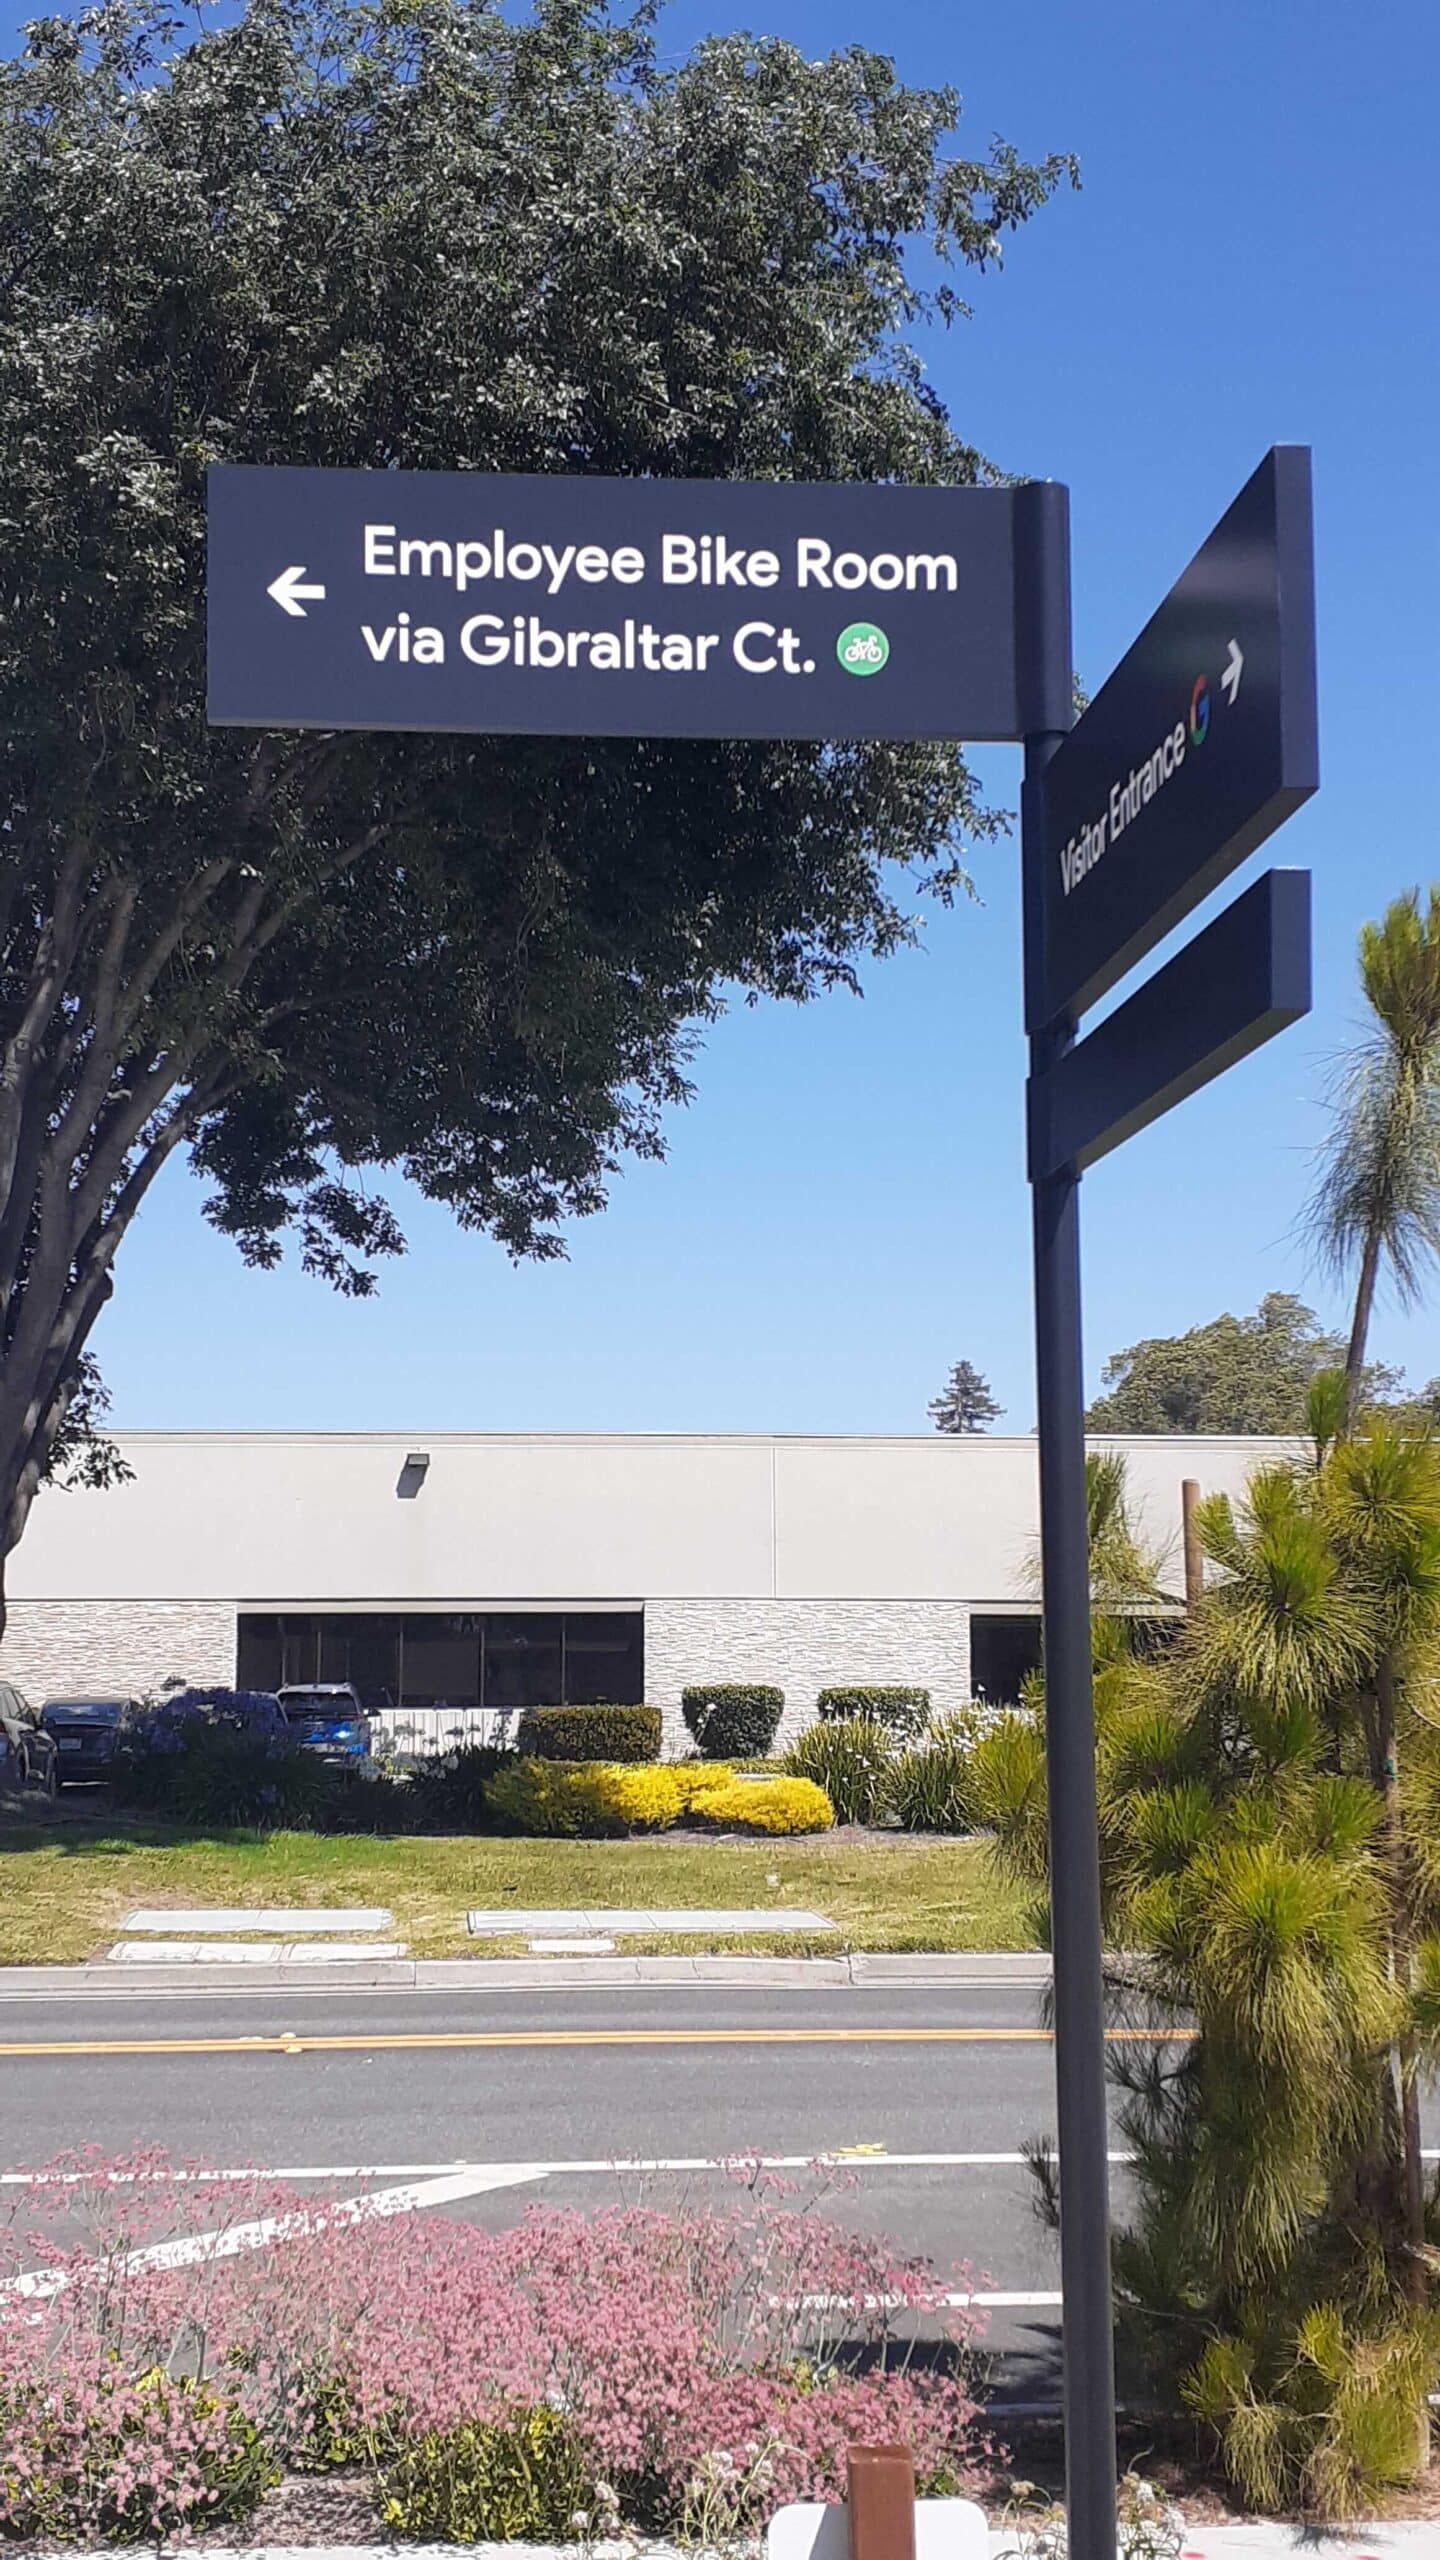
[681,1684,784,1758]
[816,1685,930,1738]
[515,1703,661,1763]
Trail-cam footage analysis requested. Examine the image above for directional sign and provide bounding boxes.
[1027,867,1311,1180]
[207,466,1046,743]
[1031,445,1318,1031]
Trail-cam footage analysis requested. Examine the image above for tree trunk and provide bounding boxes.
[1343,1222,1384,1432]
[1376,1656,1428,2296]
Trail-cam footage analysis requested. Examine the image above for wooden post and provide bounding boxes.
[846,2446,916,2560]
[1182,1478,1203,1614]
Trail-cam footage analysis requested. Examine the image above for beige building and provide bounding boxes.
[0,1431,1291,1753]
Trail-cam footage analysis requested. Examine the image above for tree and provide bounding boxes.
[1308,889,1440,1428]
[0,0,1077,1632]
[975,1424,1440,2515]
[928,1359,1003,1434]
[1086,1292,1402,1435]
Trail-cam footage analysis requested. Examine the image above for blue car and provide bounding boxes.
[276,1683,373,1765]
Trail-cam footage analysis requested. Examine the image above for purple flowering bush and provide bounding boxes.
[0,2151,993,2540]
[114,1691,337,1827]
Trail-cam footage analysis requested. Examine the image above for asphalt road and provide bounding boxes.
[0,1975,1143,2401]
[4,1976,1432,2408]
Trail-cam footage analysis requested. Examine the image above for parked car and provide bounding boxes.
[38,1695,132,1785]
[0,1682,58,1797]
[276,1683,373,1765]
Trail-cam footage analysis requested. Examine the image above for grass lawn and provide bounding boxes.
[0,1819,1038,1964]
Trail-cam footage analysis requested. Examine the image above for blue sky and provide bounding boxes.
[21,0,1440,1434]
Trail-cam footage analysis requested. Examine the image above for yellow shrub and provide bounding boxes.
[691,1776,834,1835]
[670,1761,735,1807]
[489,1759,683,1837]
[584,1765,684,1832]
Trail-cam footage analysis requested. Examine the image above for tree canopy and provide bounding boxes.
[1085,1293,1403,1435]
[928,1358,1002,1433]
[0,0,1076,1604]
[1306,887,1440,1424]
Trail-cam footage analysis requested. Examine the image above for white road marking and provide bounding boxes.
[108,1941,408,1964]
[467,1908,836,1934]
[1,2162,545,2299]
[0,2149,1133,2183]
[121,1909,395,1933]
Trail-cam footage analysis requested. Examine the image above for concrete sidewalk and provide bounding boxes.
[25,2529,1433,2558]
[0,1950,1054,1997]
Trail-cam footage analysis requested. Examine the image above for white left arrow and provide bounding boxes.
[1220,635,1243,705]
[267,564,327,618]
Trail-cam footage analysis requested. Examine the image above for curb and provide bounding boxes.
[0,1952,1053,1999]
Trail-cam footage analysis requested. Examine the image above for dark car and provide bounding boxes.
[0,1681,58,1798]
[38,1695,131,1785]
[276,1683,373,1766]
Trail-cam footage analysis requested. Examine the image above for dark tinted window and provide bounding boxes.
[238,1610,644,1710]
[969,1614,1044,1705]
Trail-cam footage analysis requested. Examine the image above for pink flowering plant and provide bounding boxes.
[0,2149,993,2540]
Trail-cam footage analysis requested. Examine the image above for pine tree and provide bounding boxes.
[928,1361,1003,1434]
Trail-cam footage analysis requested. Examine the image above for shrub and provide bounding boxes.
[682,1685,784,1757]
[785,1716,893,1825]
[406,1743,509,1833]
[377,2407,592,2540]
[515,1704,661,1763]
[487,1759,684,1837]
[2,2153,989,2532]
[0,2369,277,2542]
[691,1775,833,1835]
[817,1685,931,1736]
[117,1721,338,1830]
[887,1732,977,1834]
[669,1760,736,1809]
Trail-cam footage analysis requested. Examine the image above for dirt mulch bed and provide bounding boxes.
[154,2444,1440,2547]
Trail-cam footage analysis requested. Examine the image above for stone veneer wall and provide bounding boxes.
[643,1598,971,1754]
[0,1601,236,1704]
[0,1596,972,1753]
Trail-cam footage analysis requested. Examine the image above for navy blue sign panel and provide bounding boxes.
[1028,868,1311,1182]
[1031,446,1318,1032]
[207,467,1038,743]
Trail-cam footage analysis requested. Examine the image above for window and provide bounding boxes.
[969,1614,1043,1706]
[483,1614,563,1715]
[399,1616,479,1713]
[237,1610,645,1711]
[563,1612,644,1705]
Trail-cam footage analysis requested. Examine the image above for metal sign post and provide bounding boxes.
[1015,483,1120,2560]
[1016,450,1317,2560]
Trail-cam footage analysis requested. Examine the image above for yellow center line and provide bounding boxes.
[0,2025,1195,2060]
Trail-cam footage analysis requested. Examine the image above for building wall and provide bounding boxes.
[6,1431,1294,1609]
[0,1600,234,1707]
[0,1432,1298,1726]
[644,1598,971,1752]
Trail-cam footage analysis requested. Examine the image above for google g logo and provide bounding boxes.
[1189,674,1210,745]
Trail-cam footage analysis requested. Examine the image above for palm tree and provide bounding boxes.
[1309,889,1440,1428]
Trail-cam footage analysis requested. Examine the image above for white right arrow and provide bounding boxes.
[1220,636,1243,705]
[267,564,327,618]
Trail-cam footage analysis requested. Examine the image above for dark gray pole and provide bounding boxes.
[1014,482,1117,2560]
